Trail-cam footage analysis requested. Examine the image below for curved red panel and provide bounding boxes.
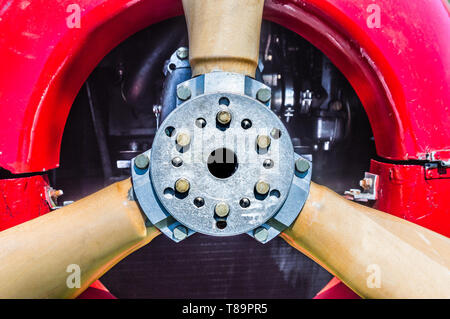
[0,0,448,173]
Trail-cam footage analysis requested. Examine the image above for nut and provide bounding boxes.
[215,202,230,217]
[216,111,232,125]
[255,180,270,195]
[177,85,191,101]
[173,225,188,241]
[256,88,271,103]
[254,227,268,243]
[135,153,149,170]
[256,135,271,149]
[295,158,310,173]
[176,132,191,147]
[175,178,190,193]
[176,47,189,60]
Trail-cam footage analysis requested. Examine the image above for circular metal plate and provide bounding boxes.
[150,93,294,236]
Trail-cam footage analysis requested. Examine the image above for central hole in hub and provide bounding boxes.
[207,148,238,179]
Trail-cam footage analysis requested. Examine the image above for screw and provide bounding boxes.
[195,118,207,128]
[241,119,252,129]
[176,132,191,147]
[175,178,190,193]
[216,111,232,125]
[255,180,270,195]
[263,159,274,169]
[171,157,183,167]
[295,158,310,173]
[215,202,230,217]
[254,227,268,243]
[194,197,205,207]
[256,88,271,103]
[177,85,191,101]
[173,225,188,241]
[270,128,281,139]
[257,135,271,149]
[135,153,149,169]
[176,47,189,60]
[330,100,343,111]
[239,198,250,208]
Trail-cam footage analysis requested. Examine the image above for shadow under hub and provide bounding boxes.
[131,72,311,243]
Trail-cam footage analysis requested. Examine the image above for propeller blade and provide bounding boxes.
[281,182,450,298]
[0,178,160,298]
[183,0,264,77]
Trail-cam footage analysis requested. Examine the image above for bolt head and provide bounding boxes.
[215,202,230,217]
[175,178,190,193]
[241,119,252,129]
[239,198,250,208]
[176,47,189,60]
[295,158,310,173]
[263,159,274,169]
[177,85,191,101]
[256,88,271,103]
[216,111,232,125]
[255,180,270,195]
[194,197,205,207]
[171,157,183,167]
[173,225,188,241]
[176,132,191,147]
[134,153,149,170]
[254,227,268,243]
[257,135,271,149]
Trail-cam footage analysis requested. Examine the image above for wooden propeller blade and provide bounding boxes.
[0,178,160,298]
[281,182,450,298]
[182,0,264,77]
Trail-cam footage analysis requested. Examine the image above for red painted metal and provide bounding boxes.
[0,175,51,231]
[0,0,448,173]
[0,0,448,299]
[370,159,450,237]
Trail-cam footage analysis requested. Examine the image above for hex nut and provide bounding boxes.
[134,154,149,170]
[175,178,190,193]
[176,47,189,60]
[216,111,232,125]
[256,88,271,103]
[255,180,270,195]
[177,85,191,101]
[173,225,188,240]
[176,132,191,147]
[254,227,268,242]
[295,158,310,173]
[215,202,230,217]
[257,135,271,149]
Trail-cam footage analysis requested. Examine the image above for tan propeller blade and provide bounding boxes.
[0,179,160,298]
[0,0,448,299]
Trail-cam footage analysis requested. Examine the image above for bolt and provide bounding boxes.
[135,153,149,170]
[263,159,274,169]
[256,135,271,149]
[241,119,252,129]
[254,227,268,243]
[173,225,188,241]
[194,197,205,207]
[216,111,232,125]
[256,88,271,103]
[177,85,191,101]
[239,198,250,208]
[176,47,189,60]
[195,118,206,128]
[172,157,183,167]
[255,180,270,195]
[176,132,191,147]
[175,178,190,193]
[270,128,281,139]
[295,157,310,173]
[215,202,230,217]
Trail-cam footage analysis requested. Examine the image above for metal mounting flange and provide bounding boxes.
[131,72,311,242]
